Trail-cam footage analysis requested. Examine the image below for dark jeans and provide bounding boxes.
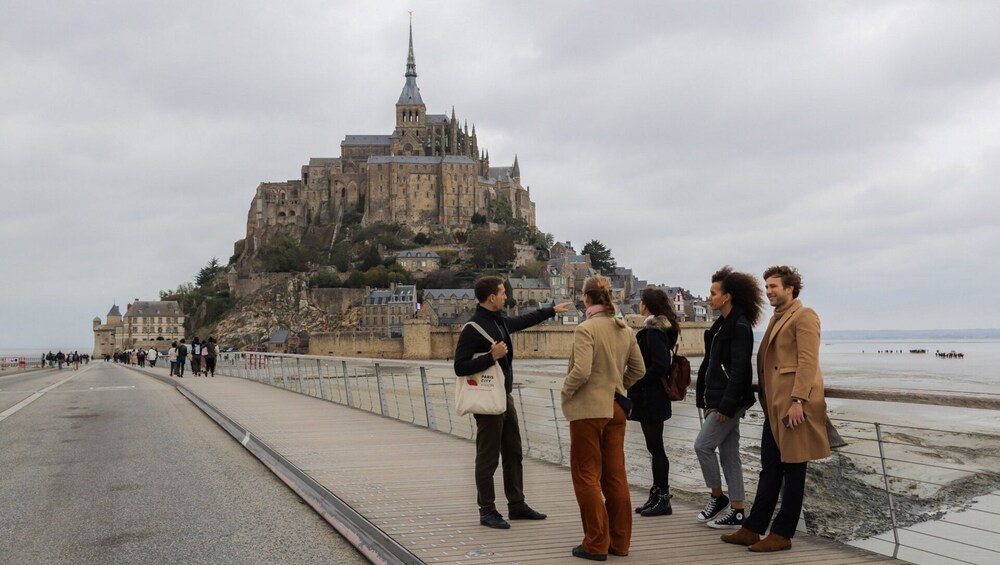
[176,358,186,376]
[205,357,216,376]
[745,420,808,538]
[473,394,524,515]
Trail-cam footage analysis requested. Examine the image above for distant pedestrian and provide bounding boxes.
[205,337,218,377]
[694,267,763,531]
[628,286,680,517]
[176,339,188,377]
[56,350,65,370]
[72,351,81,370]
[722,265,830,552]
[562,275,645,561]
[168,342,178,376]
[190,337,202,376]
[148,347,158,368]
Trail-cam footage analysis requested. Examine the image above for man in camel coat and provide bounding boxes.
[723,265,830,552]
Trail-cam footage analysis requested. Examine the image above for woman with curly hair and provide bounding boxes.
[693,266,764,530]
[628,286,681,517]
[562,275,645,561]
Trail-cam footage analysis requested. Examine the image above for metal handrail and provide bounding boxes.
[216,352,1000,565]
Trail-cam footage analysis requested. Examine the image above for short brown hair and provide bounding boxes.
[474,276,505,303]
[763,265,803,299]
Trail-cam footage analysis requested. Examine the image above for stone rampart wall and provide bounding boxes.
[309,320,710,360]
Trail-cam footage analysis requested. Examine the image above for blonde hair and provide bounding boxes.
[583,275,626,328]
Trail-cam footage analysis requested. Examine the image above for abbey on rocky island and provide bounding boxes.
[244,20,536,253]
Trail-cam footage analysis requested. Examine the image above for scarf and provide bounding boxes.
[585,304,607,319]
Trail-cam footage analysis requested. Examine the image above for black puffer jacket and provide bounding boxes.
[627,316,678,422]
[695,306,756,417]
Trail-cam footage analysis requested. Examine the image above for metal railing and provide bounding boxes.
[217,352,1000,565]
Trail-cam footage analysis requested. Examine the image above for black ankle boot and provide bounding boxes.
[635,486,659,514]
[640,488,673,516]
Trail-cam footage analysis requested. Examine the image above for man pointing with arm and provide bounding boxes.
[454,276,571,529]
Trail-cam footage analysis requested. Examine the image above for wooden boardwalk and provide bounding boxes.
[161,372,906,564]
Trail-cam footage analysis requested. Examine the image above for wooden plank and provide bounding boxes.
[178,376,908,565]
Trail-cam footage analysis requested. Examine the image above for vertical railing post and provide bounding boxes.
[296,357,304,393]
[266,356,275,386]
[441,377,453,434]
[317,359,327,400]
[374,363,388,416]
[280,357,289,389]
[420,366,436,430]
[875,422,901,559]
[550,389,564,465]
[342,360,352,407]
[516,386,530,455]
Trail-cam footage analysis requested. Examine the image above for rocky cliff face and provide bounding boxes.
[211,273,360,349]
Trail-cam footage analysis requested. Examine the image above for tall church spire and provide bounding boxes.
[397,13,423,105]
[405,12,417,79]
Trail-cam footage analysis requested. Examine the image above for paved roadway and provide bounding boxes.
[0,363,367,565]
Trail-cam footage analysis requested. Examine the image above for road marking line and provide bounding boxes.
[0,370,84,423]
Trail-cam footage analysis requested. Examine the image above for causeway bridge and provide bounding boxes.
[2,356,997,564]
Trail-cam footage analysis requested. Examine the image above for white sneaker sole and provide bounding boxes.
[707,521,743,529]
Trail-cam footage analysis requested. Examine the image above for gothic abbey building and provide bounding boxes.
[243,23,536,257]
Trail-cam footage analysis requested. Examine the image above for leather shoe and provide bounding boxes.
[721,527,761,546]
[571,545,607,561]
[749,532,792,552]
[508,505,547,520]
[479,511,510,529]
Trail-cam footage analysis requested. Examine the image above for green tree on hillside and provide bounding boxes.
[196,257,222,286]
[582,240,617,276]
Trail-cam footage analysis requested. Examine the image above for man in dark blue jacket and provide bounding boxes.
[454,276,570,529]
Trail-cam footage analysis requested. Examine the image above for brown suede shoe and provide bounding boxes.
[720,527,760,546]
[749,532,792,552]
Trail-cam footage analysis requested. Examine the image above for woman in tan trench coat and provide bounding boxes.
[562,275,645,561]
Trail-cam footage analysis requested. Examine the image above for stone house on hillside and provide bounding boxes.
[361,284,417,337]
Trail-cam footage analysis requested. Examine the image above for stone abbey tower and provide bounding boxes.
[242,20,536,255]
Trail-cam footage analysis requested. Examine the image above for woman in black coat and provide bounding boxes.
[692,266,763,530]
[628,287,680,517]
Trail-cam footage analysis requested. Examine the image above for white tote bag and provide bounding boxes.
[455,322,508,416]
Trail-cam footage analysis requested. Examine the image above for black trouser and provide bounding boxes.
[640,421,670,489]
[176,358,186,376]
[473,394,525,515]
[205,357,216,376]
[745,420,808,538]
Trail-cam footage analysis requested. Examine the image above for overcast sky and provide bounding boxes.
[3,1,999,350]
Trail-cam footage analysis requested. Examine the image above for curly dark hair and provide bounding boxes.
[762,265,803,298]
[712,266,765,326]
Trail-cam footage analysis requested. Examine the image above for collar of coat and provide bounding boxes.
[709,305,748,340]
[643,314,672,331]
[763,299,803,350]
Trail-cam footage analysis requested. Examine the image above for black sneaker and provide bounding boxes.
[707,507,744,529]
[508,505,546,520]
[479,510,510,529]
[696,494,730,522]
